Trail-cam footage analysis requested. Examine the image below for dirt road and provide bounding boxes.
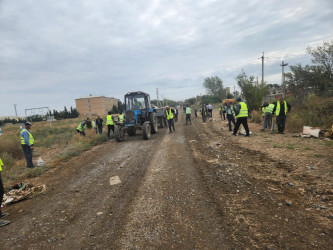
[1,112,332,249]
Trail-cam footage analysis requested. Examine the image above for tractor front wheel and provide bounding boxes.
[114,125,125,142]
[142,122,151,140]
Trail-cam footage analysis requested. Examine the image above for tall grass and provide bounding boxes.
[250,110,263,124]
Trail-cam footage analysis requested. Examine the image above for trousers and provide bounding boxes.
[22,145,34,167]
[233,117,250,136]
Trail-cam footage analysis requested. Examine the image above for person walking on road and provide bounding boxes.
[106,111,115,138]
[261,102,275,131]
[225,100,236,131]
[207,103,213,118]
[222,104,227,120]
[0,158,10,227]
[194,106,198,118]
[272,95,291,134]
[76,120,87,136]
[185,104,192,125]
[174,107,179,122]
[165,106,175,133]
[21,122,35,168]
[233,98,250,137]
[95,116,103,134]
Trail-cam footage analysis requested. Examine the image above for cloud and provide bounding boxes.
[0,0,333,116]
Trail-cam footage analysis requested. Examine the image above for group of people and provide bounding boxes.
[76,112,124,139]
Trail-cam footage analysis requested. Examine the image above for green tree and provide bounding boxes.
[235,70,269,111]
[203,76,225,100]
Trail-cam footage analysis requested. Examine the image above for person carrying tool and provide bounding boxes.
[21,122,35,168]
[185,104,192,125]
[165,106,175,133]
[0,158,10,227]
[233,98,250,137]
[76,120,87,136]
[106,111,115,138]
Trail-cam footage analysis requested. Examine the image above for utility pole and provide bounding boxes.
[258,52,267,84]
[156,88,161,107]
[256,77,259,86]
[280,60,288,98]
[14,104,18,117]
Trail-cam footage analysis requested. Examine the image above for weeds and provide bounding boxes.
[286,143,296,149]
[250,110,262,124]
[314,154,325,158]
[319,141,333,147]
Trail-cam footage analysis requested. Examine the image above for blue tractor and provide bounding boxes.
[114,91,158,142]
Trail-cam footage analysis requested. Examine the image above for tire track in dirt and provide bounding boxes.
[184,116,332,249]
[117,114,231,249]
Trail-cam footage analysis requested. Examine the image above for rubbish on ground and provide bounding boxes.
[189,140,197,143]
[302,126,320,138]
[2,184,46,206]
[109,176,121,186]
[37,157,45,167]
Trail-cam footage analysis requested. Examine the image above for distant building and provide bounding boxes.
[75,95,120,116]
[225,87,230,95]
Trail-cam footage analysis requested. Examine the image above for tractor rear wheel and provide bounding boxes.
[127,126,136,136]
[142,122,151,140]
[114,125,125,142]
[149,112,158,134]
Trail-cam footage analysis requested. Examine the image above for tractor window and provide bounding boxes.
[125,94,146,111]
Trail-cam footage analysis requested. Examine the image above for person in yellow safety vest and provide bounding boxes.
[272,95,291,134]
[106,111,115,138]
[225,100,236,131]
[21,122,35,168]
[201,104,208,123]
[185,104,192,125]
[233,98,250,137]
[76,120,87,136]
[261,102,275,131]
[222,104,227,120]
[165,106,175,133]
[118,112,124,125]
[261,101,268,117]
[0,158,10,227]
[92,120,97,134]
[219,106,222,119]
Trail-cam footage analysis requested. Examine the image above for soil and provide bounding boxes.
[1,111,332,249]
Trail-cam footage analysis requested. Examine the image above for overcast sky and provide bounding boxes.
[1,0,332,117]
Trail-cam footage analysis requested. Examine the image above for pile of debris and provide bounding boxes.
[2,183,46,206]
[294,126,333,140]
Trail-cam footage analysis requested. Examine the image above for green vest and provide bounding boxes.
[106,115,114,125]
[20,128,34,145]
[118,114,124,124]
[166,109,173,120]
[0,158,3,172]
[265,104,275,114]
[186,107,191,114]
[262,107,266,116]
[275,101,287,116]
[237,102,248,118]
[76,123,86,132]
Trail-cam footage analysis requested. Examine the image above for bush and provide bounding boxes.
[0,136,23,159]
[250,110,262,124]
[286,113,303,133]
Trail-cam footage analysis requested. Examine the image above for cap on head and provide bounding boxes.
[236,97,242,102]
[25,122,32,127]
[166,106,170,109]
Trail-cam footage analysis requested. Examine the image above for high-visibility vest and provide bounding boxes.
[92,121,96,128]
[186,107,191,114]
[76,122,86,132]
[223,106,227,111]
[237,102,248,118]
[262,107,266,116]
[106,115,114,125]
[265,104,275,114]
[228,105,235,116]
[118,114,124,124]
[275,101,288,116]
[0,158,3,172]
[166,109,174,120]
[20,129,34,145]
